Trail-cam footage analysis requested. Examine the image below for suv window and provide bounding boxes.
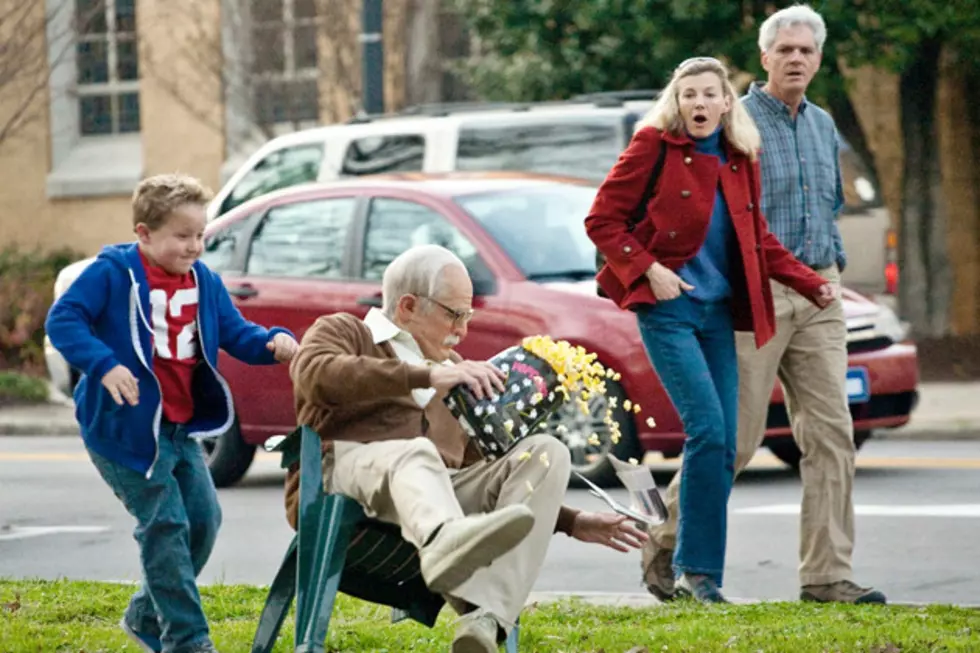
[223,143,324,214]
[246,197,356,278]
[455,116,627,183]
[361,198,485,281]
[341,135,425,176]
[200,218,252,273]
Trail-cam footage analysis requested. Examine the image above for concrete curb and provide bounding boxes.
[525,591,980,609]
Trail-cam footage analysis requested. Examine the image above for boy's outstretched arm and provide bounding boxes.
[45,259,122,382]
[212,269,295,365]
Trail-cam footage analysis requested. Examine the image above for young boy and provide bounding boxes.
[45,173,298,653]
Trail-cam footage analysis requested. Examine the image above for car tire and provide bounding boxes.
[549,378,643,488]
[766,430,872,470]
[201,419,257,488]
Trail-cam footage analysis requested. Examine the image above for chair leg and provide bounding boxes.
[504,615,520,653]
[293,495,363,653]
[250,537,298,653]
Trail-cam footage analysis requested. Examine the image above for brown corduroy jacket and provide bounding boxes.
[284,311,580,536]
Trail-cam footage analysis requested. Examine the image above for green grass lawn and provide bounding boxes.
[1,580,976,652]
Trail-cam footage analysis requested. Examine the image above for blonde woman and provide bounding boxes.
[585,57,834,603]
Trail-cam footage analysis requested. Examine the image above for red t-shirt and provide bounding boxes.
[140,250,199,424]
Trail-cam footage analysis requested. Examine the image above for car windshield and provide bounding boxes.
[455,115,631,183]
[455,185,599,280]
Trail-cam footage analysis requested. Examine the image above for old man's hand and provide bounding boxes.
[570,511,649,553]
[430,361,507,399]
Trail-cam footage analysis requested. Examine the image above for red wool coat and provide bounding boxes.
[585,126,828,348]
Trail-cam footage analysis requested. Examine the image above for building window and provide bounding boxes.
[75,0,140,135]
[250,0,320,126]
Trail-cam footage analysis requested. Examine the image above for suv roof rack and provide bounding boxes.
[344,91,663,124]
[572,89,661,102]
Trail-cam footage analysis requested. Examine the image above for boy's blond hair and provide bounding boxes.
[132,173,214,231]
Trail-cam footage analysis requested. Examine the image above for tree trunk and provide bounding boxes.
[965,67,980,332]
[404,0,442,105]
[898,38,952,337]
[826,64,880,189]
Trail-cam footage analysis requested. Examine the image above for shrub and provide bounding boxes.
[0,246,85,375]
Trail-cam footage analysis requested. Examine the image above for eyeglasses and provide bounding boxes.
[419,296,475,326]
[675,56,723,72]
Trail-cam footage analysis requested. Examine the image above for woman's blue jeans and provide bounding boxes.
[636,295,738,586]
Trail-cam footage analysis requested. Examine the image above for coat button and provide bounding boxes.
[731,164,738,172]
[747,202,754,210]
[684,156,692,165]
[680,190,691,198]
[623,245,632,254]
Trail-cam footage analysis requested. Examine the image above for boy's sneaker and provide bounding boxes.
[675,573,729,604]
[120,618,162,653]
[801,580,887,604]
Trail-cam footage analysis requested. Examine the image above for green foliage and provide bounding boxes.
[0,370,49,404]
[451,0,980,102]
[0,246,84,374]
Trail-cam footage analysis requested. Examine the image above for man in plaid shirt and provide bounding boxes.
[641,3,886,605]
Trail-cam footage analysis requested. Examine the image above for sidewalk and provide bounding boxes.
[2,381,979,438]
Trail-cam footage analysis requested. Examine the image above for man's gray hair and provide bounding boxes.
[758,4,827,53]
[381,244,467,318]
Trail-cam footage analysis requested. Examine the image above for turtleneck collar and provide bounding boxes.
[689,125,724,156]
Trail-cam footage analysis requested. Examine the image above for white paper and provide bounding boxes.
[572,455,668,528]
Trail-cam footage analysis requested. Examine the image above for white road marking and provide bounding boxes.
[736,504,980,518]
[0,525,110,541]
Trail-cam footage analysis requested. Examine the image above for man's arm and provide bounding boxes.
[290,314,432,407]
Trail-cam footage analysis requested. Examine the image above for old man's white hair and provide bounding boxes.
[758,4,827,53]
[381,244,467,319]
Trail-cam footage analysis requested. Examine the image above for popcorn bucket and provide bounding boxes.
[444,345,566,459]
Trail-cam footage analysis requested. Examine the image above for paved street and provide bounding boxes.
[1,435,978,605]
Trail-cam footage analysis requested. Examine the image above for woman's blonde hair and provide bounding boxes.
[637,57,761,160]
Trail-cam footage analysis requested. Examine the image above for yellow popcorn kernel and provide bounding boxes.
[587,433,601,446]
[517,450,532,461]
[539,452,550,467]
[613,373,622,381]
[611,431,621,444]
[623,400,632,412]
[633,403,641,414]
[646,417,656,428]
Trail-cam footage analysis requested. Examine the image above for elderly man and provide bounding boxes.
[640,4,886,605]
[286,244,646,652]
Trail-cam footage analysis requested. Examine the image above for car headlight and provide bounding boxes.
[872,305,909,342]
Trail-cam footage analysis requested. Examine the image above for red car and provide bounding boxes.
[199,173,919,487]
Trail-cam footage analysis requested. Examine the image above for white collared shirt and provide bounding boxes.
[362,308,449,408]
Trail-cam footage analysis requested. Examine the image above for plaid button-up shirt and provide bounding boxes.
[742,83,847,271]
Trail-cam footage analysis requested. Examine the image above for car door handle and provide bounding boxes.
[356,295,382,307]
[228,284,258,299]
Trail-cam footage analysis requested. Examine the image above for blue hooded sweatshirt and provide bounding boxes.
[44,243,293,477]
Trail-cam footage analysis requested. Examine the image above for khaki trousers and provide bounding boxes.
[644,266,857,586]
[327,434,571,629]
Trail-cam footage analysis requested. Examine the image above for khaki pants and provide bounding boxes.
[327,434,571,629]
[644,266,856,586]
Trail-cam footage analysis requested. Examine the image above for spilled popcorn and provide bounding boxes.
[517,450,532,461]
[539,452,550,467]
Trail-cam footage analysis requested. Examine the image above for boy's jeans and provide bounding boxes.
[636,295,738,586]
[88,421,222,653]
